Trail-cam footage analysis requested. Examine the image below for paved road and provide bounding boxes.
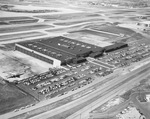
[67,66,150,119]
[28,63,150,119]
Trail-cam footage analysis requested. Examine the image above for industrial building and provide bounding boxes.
[37,36,104,57]
[15,36,128,66]
[15,36,103,66]
[104,43,128,52]
[15,42,75,67]
[89,51,103,58]
[72,57,87,64]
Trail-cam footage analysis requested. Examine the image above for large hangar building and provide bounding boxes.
[15,36,103,66]
[37,36,103,57]
[15,42,74,67]
[15,36,128,66]
[104,43,128,52]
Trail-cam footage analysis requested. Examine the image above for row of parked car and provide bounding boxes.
[89,67,103,74]
[14,103,36,112]
[22,68,66,86]
[38,74,96,98]
[96,69,113,77]
[38,73,87,95]
[18,61,115,100]
[32,71,78,91]
[44,76,95,99]
[100,43,150,67]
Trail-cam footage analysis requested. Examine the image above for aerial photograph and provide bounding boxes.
[0,0,150,119]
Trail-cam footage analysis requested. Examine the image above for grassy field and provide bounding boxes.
[9,19,38,24]
[126,17,140,22]
[112,10,136,15]
[108,16,125,19]
[69,29,119,39]
[0,21,9,25]
[0,82,36,115]
[0,24,53,34]
[11,93,73,119]
[53,18,104,26]
[0,16,35,21]
[34,13,100,21]
[89,26,135,36]
[0,32,46,42]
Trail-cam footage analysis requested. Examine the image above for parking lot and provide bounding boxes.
[16,61,113,101]
[98,41,150,68]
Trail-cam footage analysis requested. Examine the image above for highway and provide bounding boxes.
[28,63,150,119]
[71,69,150,119]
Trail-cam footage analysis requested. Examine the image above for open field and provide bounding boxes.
[0,24,53,34]
[111,10,137,15]
[0,83,36,115]
[0,19,39,25]
[0,4,59,13]
[53,18,104,26]
[34,13,100,21]
[8,19,38,24]
[69,29,120,40]
[0,16,39,25]
[0,32,46,42]
[88,25,135,36]
[0,16,35,21]
[126,16,140,22]
[0,22,9,25]
[0,4,80,18]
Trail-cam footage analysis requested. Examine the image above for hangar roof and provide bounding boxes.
[38,36,103,57]
[17,41,74,62]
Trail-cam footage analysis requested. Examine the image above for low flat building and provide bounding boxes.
[104,43,128,52]
[37,36,103,57]
[89,51,103,58]
[15,36,104,66]
[15,41,75,67]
